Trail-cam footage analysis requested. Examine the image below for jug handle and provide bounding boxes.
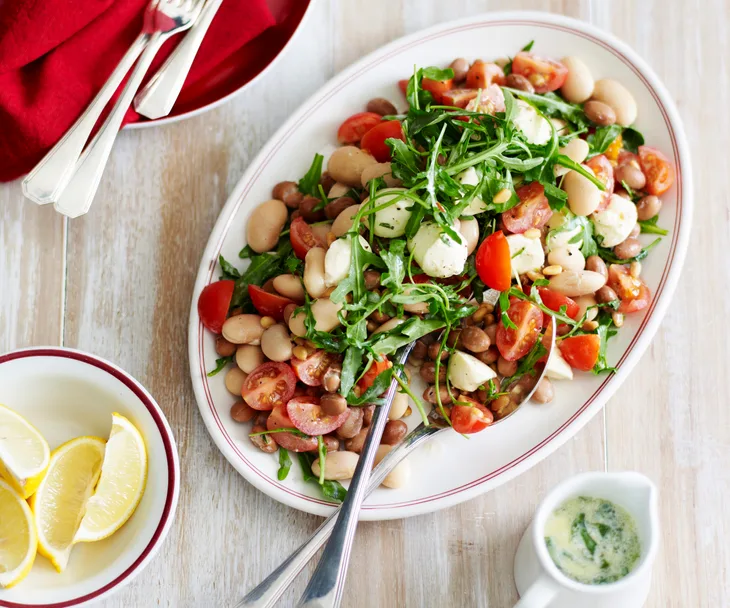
[514,574,559,608]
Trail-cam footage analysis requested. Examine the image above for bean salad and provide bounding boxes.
[198,42,675,502]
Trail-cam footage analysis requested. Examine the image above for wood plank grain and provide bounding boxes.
[600,2,730,607]
[0,183,64,350]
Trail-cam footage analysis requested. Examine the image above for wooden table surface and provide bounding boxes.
[1,0,726,606]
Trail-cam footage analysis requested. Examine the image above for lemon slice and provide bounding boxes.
[74,413,147,543]
[0,478,37,588]
[31,436,105,572]
[0,403,50,499]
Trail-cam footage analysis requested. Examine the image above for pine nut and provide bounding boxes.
[612,311,625,327]
[292,346,309,360]
[630,261,642,278]
[524,228,541,239]
[493,188,512,204]
[260,316,277,329]
[404,405,412,417]
[582,320,599,331]
[542,265,563,276]
[526,270,544,282]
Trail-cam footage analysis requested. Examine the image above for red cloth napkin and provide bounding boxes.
[0,0,276,182]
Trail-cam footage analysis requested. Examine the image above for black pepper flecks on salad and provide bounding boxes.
[198,44,675,502]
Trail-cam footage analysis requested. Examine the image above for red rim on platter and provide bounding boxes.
[0,348,180,608]
[188,12,693,520]
[127,0,313,129]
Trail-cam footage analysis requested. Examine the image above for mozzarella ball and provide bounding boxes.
[591,194,639,247]
[407,221,468,278]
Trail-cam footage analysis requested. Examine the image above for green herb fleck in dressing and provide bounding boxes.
[544,496,641,585]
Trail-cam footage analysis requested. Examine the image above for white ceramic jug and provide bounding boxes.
[513,472,659,608]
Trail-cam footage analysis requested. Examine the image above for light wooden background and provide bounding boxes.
[1,0,726,606]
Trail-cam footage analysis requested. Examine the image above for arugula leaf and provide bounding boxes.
[218,255,241,280]
[597,237,661,264]
[238,245,255,259]
[592,311,618,374]
[521,40,535,52]
[502,338,548,387]
[622,127,645,153]
[554,154,606,190]
[340,346,363,398]
[231,238,295,308]
[380,239,407,291]
[297,453,347,503]
[422,66,455,81]
[372,318,445,355]
[504,88,588,128]
[638,215,669,236]
[347,366,394,405]
[499,291,517,330]
[587,125,623,155]
[317,436,326,485]
[298,153,324,196]
[277,449,292,480]
[207,356,233,377]
[542,182,568,211]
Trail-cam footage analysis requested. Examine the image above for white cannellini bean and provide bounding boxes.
[260,324,293,362]
[312,451,359,480]
[547,246,586,272]
[591,79,638,126]
[360,162,402,188]
[563,167,602,216]
[246,199,288,253]
[235,345,265,373]
[389,390,410,420]
[222,314,264,345]
[374,318,406,335]
[374,445,411,488]
[327,146,377,187]
[560,56,595,103]
[331,205,360,237]
[574,295,598,322]
[555,138,589,177]
[224,367,247,395]
[272,274,305,302]
[289,298,346,337]
[303,247,327,298]
[548,270,607,297]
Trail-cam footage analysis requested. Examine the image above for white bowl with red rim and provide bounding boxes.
[0,348,180,607]
[188,11,692,520]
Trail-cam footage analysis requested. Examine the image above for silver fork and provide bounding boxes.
[51,0,205,218]
[134,0,226,119]
[237,321,556,608]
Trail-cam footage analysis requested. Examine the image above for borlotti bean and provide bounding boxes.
[198,42,673,496]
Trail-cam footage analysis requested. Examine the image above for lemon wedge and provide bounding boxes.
[0,478,37,588]
[30,436,105,572]
[74,413,147,543]
[0,403,50,499]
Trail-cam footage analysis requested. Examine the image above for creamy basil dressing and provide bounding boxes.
[544,496,641,585]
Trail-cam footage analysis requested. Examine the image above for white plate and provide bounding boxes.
[0,348,180,607]
[188,11,692,520]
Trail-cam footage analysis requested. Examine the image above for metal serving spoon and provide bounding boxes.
[236,320,556,608]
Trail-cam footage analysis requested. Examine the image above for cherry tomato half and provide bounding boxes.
[248,285,294,321]
[451,397,494,434]
[357,357,392,392]
[337,112,383,145]
[441,88,479,109]
[496,299,543,361]
[286,396,350,436]
[559,335,601,371]
[586,154,615,212]
[536,287,580,319]
[638,145,675,195]
[502,182,552,234]
[511,52,569,94]
[198,280,234,334]
[475,231,512,292]
[360,120,405,163]
[466,60,506,90]
[398,79,409,96]
[422,77,454,104]
[290,217,325,260]
[607,265,651,314]
[291,350,339,387]
[266,405,318,452]
[242,362,296,411]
